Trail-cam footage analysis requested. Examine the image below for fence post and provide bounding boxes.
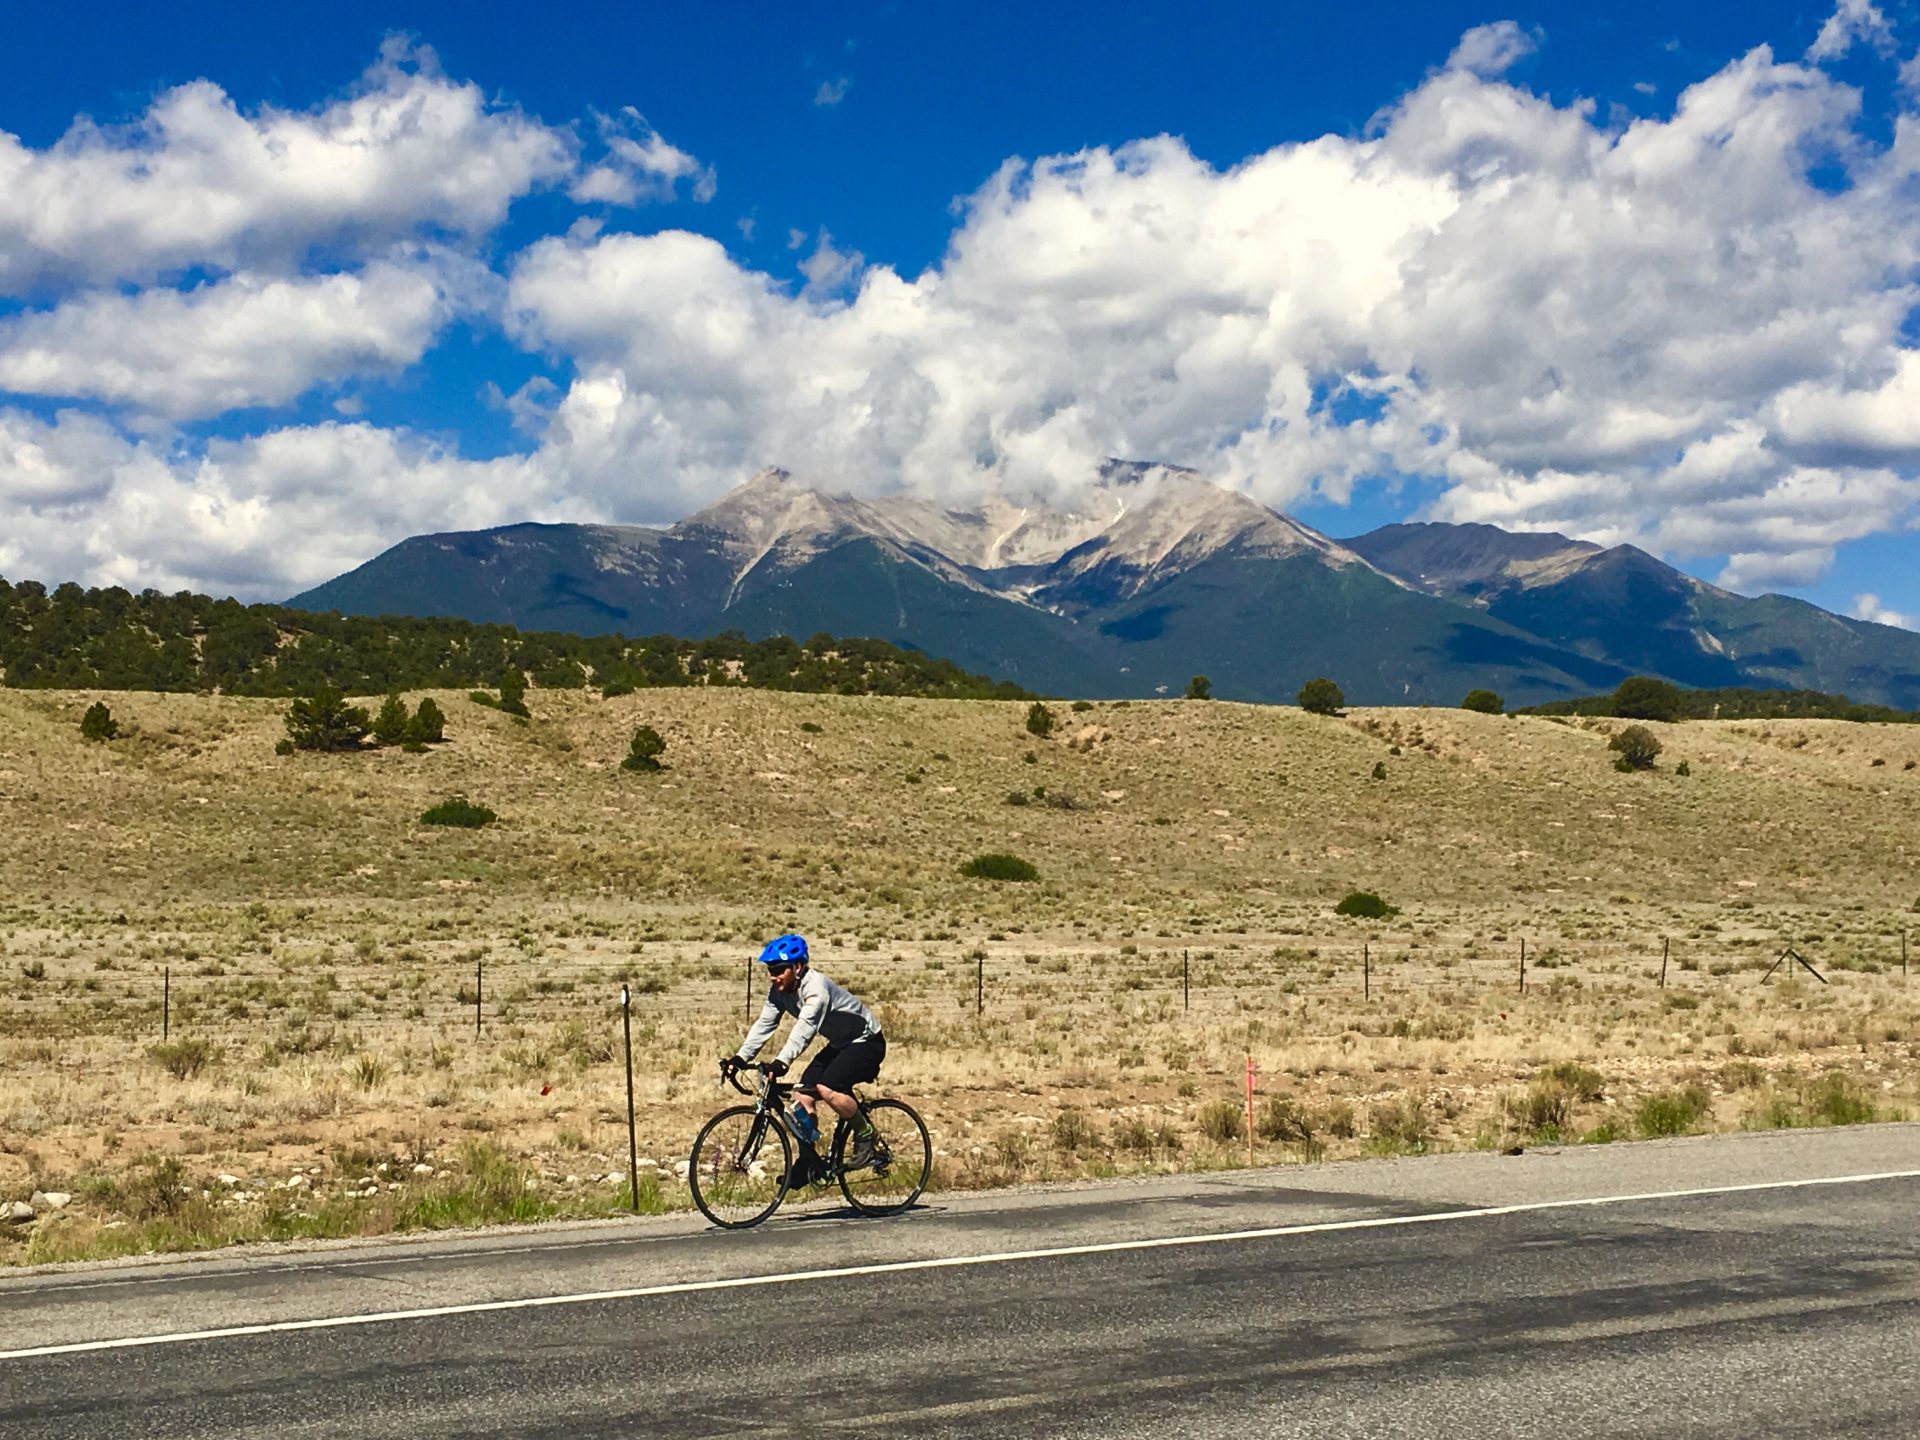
[1244,1055,1257,1165]
[162,965,170,1041]
[1363,942,1370,1002]
[1660,937,1670,990]
[1183,949,1190,1012]
[475,958,483,1038]
[1518,938,1526,996]
[1904,931,1909,979]
[621,985,639,1215]
[976,949,984,1016]
[746,957,753,1017]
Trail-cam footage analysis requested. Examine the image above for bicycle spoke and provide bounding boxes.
[690,1107,790,1228]
[837,1099,931,1216]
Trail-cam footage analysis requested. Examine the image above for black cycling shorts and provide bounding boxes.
[800,1033,886,1095]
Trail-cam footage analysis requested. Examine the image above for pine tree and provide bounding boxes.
[406,697,447,745]
[1297,677,1345,715]
[498,667,530,718]
[79,701,119,742]
[622,725,667,772]
[283,687,371,752]
[371,692,411,746]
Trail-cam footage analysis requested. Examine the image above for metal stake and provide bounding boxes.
[475,958,482,1037]
[1363,942,1370,1002]
[1660,937,1670,990]
[621,986,639,1214]
[162,965,170,1040]
[1183,949,1190,1012]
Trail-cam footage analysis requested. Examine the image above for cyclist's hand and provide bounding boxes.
[719,1055,741,1079]
[764,1058,788,1078]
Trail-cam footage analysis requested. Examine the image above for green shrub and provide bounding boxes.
[498,668,530,717]
[1297,676,1344,715]
[622,725,667,772]
[150,1037,218,1080]
[1461,689,1504,714]
[1367,1096,1430,1154]
[1025,702,1055,738]
[1675,759,1691,776]
[799,721,823,733]
[1612,675,1683,722]
[80,701,119,742]
[1610,724,1662,771]
[406,697,446,745]
[1806,1073,1877,1127]
[1370,761,1387,781]
[1255,1096,1320,1157]
[959,853,1039,882]
[1335,890,1398,920]
[421,797,497,828]
[1504,1080,1575,1141]
[1198,1099,1243,1144]
[1185,675,1212,700]
[1538,1061,1606,1101]
[1069,700,1093,712]
[283,687,371,752]
[1004,790,1031,806]
[1633,1086,1709,1138]
[1050,1108,1101,1153]
[371,692,411,746]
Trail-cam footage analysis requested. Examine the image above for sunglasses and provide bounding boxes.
[765,962,796,976]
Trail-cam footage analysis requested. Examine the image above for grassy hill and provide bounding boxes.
[3,686,1916,1261]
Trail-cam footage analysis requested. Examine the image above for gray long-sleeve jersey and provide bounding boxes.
[737,968,882,1069]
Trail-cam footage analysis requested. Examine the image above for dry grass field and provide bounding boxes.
[3,684,1917,1262]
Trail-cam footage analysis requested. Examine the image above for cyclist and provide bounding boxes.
[723,933,886,1188]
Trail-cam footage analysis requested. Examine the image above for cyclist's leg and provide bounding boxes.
[811,1035,883,1120]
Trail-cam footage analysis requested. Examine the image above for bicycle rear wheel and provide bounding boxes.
[689,1105,791,1229]
[834,1098,931,1217]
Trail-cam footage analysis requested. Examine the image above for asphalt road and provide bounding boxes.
[3,1126,1917,1438]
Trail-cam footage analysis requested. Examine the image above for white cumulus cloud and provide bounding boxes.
[1446,21,1542,78]
[1852,592,1915,628]
[1806,1,1897,63]
[7,23,1920,605]
[0,40,576,290]
[0,254,484,420]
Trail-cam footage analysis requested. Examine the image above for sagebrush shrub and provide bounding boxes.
[1610,724,1662,771]
[150,1037,218,1080]
[1335,890,1398,919]
[421,797,497,828]
[1198,1099,1243,1144]
[959,852,1038,882]
[1634,1086,1708,1137]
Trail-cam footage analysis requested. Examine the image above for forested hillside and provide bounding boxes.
[0,578,1032,700]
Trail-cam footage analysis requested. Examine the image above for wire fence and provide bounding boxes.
[4,928,1911,1044]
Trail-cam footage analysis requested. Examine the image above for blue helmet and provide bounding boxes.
[757,933,810,968]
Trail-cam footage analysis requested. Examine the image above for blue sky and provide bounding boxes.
[0,1,1916,629]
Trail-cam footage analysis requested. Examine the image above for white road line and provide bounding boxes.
[4,1167,1915,1362]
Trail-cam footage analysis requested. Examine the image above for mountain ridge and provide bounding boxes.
[288,467,1920,708]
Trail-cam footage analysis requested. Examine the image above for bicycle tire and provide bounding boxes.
[689,1105,791,1229]
[833,1098,931,1217]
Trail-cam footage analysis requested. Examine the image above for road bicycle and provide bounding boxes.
[688,1061,932,1229]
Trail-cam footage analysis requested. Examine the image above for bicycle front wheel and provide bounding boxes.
[835,1099,931,1217]
[689,1106,791,1229]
